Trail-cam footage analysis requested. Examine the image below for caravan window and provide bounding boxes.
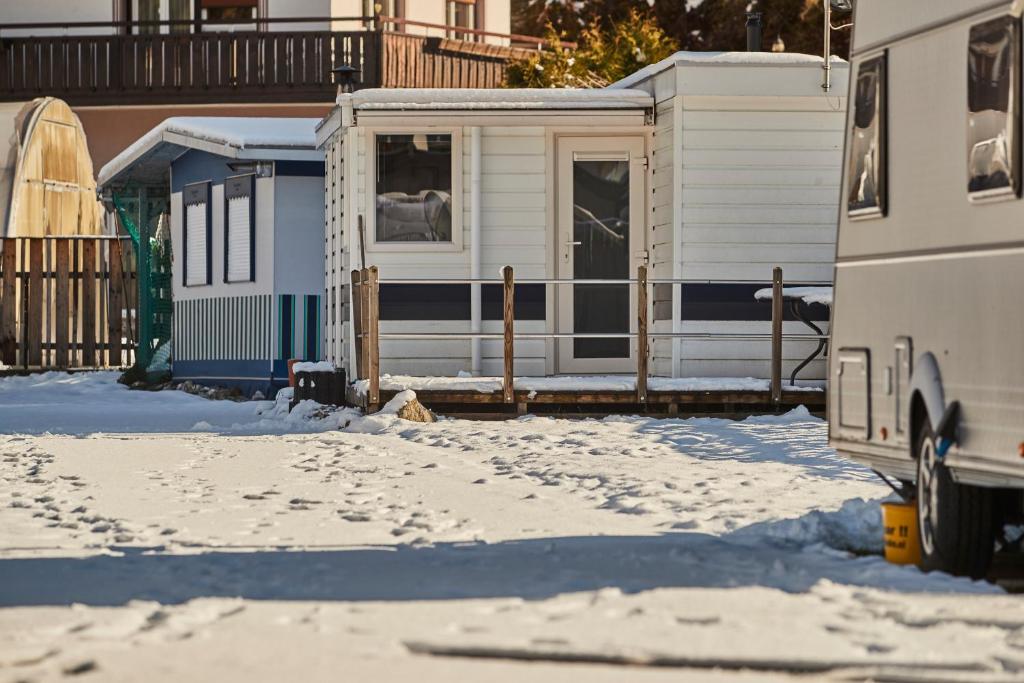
[224,174,255,283]
[183,182,211,287]
[847,54,886,218]
[968,15,1019,199]
[374,133,456,245]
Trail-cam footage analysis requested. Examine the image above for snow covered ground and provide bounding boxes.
[1,373,1021,682]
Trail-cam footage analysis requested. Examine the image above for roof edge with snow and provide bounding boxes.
[98,117,321,188]
[608,51,849,90]
[339,87,654,112]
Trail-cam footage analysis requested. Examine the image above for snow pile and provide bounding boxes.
[291,361,336,373]
[0,372,357,435]
[733,497,886,554]
[754,286,833,306]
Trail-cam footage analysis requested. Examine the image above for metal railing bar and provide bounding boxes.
[0,17,372,31]
[365,278,831,286]
[372,332,828,341]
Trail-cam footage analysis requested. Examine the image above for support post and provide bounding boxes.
[0,239,15,366]
[367,266,380,409]
[636,264,648,404]
[502,265,514,403]
[350,269,363,379]
[770,266,784,405]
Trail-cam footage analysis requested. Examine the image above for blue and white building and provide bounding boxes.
[98,117,325,396]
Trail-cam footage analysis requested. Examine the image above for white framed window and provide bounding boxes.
[183,181,211,286]
[367,129,463,252]
[968,15,1019,201]
[224,174,256,283]
[446,0,480,40]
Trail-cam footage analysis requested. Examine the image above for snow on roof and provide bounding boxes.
[345,87,652,111]
[609,51,848,90]
[98,117,320,187]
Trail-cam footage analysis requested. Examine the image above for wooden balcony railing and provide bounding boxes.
[0,17,547,105]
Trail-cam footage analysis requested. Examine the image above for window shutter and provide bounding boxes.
[226,197,252,281]
[224,174,255,283]
[183,182,210,286]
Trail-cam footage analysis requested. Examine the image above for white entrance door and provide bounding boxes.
[555,136,646,374]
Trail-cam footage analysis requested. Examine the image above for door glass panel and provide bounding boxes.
[572,159,629,359]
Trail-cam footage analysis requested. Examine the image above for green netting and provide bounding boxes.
[112,189,172,380]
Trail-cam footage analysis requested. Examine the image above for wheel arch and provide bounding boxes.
[908,351,946,456]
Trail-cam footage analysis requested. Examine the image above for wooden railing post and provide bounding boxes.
[350,269,363,379]
[0,240,14,366]
[502,265,514,403]
[770,266,784,404]
[27,238,43,368]
[54,238,70,370]
[108,238,125,367]
[367,265,380,409]
[637,264,648,404]
[81,238,97,368]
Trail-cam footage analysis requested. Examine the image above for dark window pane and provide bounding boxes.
[572,159,629,359]
[968,15,1018,197]
[375,134,453,243]
[847,54,886,216]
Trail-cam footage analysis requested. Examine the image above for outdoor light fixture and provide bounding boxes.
[332,64,362,95]
[226,160,273,177]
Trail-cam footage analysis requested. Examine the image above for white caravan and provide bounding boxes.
[831,0,1024,578]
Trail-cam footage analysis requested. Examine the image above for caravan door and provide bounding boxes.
[556,136,646,374]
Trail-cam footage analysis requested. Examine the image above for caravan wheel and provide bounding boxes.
[915,419,995,579]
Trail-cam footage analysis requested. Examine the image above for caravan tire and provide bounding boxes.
[915,419,995,579]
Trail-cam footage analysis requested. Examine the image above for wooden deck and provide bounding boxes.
[350,385,826,419]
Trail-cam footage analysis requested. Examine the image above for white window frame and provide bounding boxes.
[365,127,464,253]
[183,181,211,287]
[224,173,256,283]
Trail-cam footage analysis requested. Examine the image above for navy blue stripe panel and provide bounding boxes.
[281,295,294,359]
[174,359,271,378]
[379,284,545,321]
[174,360,280,399]
[305,295,318,360]
[677,283,830,322]
[275,160,325,177]
[377,283,829,322]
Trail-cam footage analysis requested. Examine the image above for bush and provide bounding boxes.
[505,9,678,89]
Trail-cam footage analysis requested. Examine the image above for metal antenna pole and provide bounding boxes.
[822,1,832,92]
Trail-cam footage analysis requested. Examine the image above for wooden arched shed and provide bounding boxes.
[0,97,103,237]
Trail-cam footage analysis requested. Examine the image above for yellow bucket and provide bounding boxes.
[882,500,922,565]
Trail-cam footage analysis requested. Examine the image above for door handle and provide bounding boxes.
[566,240,582,247]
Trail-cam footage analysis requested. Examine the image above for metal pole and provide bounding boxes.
[822,1,832,92]
[770,266,784,404]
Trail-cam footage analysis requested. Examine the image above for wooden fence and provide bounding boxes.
[0,236,136,370]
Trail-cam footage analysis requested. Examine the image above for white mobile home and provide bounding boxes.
[318,52,848,383]
[98,118,325,396]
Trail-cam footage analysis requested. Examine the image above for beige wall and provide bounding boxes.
[74,103,334,174]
